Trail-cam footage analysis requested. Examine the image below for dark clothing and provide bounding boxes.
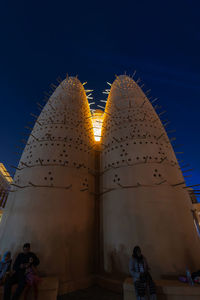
[135,273,156,297]
[3,272,26,300]
[129,256,157,300]
[3,252,40,300]
[0,260,12,282]
[192,270,200,280]
[13,252,40,274]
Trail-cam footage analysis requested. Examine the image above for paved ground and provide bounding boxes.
[57,285,123,300]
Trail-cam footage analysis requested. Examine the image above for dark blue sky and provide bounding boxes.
[0,1,200,193]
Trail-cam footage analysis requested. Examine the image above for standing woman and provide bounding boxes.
[129,246,157,300]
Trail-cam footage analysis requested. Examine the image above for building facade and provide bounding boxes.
[0,163,12,222]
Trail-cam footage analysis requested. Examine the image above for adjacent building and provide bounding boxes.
[0,163,12,222]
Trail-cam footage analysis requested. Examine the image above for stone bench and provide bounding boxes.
[0,276,58,300]
[123,277,200,300]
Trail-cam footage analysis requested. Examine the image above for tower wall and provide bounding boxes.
[100,75,200,278]
[1,74,200,290]
[0,77,95,290]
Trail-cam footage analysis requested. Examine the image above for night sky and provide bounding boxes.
[0,1,200,194]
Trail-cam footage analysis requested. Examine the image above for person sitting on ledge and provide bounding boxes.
[129,246,157,300]
[3,243,40,300]
[23,257,41,300]
[0,252,12,285]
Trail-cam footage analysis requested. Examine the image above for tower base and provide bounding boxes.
[0,277,58,300]
[124,277,200,300]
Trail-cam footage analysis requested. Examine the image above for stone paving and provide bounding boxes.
[57,285,123,300]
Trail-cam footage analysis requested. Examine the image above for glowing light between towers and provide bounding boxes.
[91,109,104,142]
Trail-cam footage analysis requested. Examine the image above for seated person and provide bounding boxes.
[3,243,40,300]
[24,258,41,300]
[129,246,157,300]
[0,252,12,285]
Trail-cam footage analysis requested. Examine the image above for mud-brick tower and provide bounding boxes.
[100,75,200,279]
[0,77,96,293]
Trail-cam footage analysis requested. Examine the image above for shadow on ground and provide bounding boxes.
[57,285,123,300]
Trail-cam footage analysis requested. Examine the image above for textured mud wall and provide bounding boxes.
[0,77,95,287]
[100,75,200,278]
[1,74,200,289]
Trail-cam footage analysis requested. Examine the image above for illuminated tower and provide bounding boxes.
[100,75,200,278]
[1,74,200,295]
[0,77,95,293]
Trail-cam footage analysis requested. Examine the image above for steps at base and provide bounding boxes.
[124,277,200,300]
[0,277,58,300]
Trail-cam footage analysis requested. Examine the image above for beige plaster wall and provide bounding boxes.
[0,77,95,289]
[1,74,200,291]
[100,75,200,279]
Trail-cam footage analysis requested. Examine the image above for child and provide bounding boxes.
[0,251,12,285]
[24,257,41,300]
